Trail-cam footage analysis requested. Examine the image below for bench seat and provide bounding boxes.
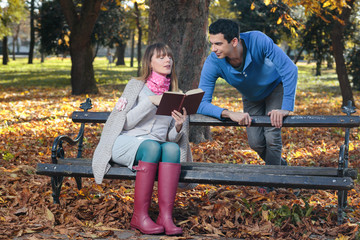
[37,160,356,190]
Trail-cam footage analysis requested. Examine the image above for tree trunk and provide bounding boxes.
[41,52,45,63]
[130,30,135,67]
[69,29,98,94]
[134,2,142,76]
[326,55,333,69]
[148,0,210,91]
[330,0,355,107]
[28,0,35,64]
[315,58,321,76]
[59,0,102,95]
[12,24,20,60]
[315,30,321,76]
[293,45,305,64]
[2,37,9,65]
[116,41,126,65]
[148,0,210,143]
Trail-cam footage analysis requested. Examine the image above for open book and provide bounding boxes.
[156,88,205,116]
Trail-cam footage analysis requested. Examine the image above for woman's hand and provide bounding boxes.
[148,95,162,106]
[172,107,187,132]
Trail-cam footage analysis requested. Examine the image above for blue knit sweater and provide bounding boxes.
[198,31,298,119]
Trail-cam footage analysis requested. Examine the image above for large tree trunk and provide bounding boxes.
[115,41,126,65]
[70,36,97,94]
[59,0,102,95]
[330,0,355,107]
[149,0,210,91]
[28,0,35,64]
[148,0,211,143]
[2,37,9,65]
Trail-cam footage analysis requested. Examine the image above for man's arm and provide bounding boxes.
[197,54,225,119]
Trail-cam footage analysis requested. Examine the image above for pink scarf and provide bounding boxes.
[146,71,171,95]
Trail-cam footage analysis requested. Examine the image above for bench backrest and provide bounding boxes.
[72,111,360,128]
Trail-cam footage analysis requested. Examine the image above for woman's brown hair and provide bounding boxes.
[138,43,179,92]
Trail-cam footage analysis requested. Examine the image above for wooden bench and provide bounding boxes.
[36,98,359,224]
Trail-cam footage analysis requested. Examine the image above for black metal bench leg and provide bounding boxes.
[337,190,348,224]
[75,177,82,190]
[51,176,64,204]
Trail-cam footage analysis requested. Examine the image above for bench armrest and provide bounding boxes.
[51,123,86,164]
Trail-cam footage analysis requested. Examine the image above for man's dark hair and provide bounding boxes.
[209,19,240,43]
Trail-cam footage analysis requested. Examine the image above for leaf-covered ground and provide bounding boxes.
[0,60,360,239]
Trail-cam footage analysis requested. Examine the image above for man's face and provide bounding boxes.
[209,33,234,59]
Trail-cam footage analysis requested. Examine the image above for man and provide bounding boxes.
[198,19,298,166]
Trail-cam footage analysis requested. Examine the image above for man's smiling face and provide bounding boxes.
[209,33,234,59]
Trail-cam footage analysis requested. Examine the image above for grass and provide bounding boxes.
[0,57,339,90]
[0,56,357,110]
[0,57,138,89]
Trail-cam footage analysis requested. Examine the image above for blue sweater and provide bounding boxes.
[198,31,298,119]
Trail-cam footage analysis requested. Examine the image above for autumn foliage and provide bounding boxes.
[1,61,360,239]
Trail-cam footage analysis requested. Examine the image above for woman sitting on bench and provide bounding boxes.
[92,43,193,236]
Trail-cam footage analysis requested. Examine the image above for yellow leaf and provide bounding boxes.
[262,210,269,221]
[45,208,55,223]
[264,0,271,6]
[277,17,282,24]
[323,1,331,8]
[336,234,350,240]
[250,2,255,10]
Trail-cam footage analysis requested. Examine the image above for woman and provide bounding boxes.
[92,43,192,236]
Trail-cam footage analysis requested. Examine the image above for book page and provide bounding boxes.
[185,88,204,95]
[163,91,184,95]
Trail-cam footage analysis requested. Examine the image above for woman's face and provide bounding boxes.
[150,50,173,76]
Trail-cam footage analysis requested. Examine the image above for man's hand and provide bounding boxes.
[267,109,290,128]
[222,110,252,127]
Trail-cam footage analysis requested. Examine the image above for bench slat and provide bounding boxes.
[56,159,357,179]
[71,111,360,128]
[37,163,354,190]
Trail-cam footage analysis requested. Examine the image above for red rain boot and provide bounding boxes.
[130,161,164,234]
[156,162,183,235]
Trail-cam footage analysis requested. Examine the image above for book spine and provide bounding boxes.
[178,95,186,112]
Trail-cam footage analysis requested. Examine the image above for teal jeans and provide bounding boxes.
[134,140,180,165]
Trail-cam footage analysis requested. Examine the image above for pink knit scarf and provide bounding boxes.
[146,71,171,95]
